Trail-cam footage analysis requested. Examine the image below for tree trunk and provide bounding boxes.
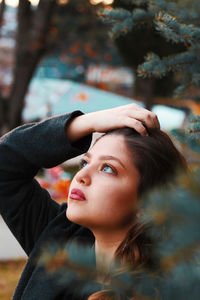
[134,77,156,111]
[8,55,42,129]
[0,0,5,28]
[0,96,10,136]
[6,0,57,131]
[0,0,7,135]
[143,78,155,111]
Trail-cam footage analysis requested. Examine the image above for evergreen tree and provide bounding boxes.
[38,2,200,299]
[100,0,200,108]
[0,0,58,135]
[39,169,200,299]
[0,0,122,136]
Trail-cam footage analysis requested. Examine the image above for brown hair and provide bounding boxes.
[99,127,187,270]
[88,290,121,300]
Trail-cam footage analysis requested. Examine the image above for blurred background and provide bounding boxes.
[0,1,200,299]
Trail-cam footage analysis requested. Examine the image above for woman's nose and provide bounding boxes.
[75,168,91,185]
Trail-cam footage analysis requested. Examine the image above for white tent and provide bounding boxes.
[23,78,186,130]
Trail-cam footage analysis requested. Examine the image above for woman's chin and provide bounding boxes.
[66,207,87,227]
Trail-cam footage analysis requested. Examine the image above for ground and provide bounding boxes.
[0,259,26,300]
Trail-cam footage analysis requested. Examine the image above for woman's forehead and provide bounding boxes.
[89,134,130,161]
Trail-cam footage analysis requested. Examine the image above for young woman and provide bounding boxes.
[0,104,185,299]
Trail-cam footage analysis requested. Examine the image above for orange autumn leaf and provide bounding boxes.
[52,179,71,196]
[75,56,83,64]
[76,92,89,102]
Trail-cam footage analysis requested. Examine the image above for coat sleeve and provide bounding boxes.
[0,111,92,255]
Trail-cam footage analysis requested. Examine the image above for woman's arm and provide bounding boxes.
[0,111,92,255]
[0,104,159,255]
[66,103,159,142]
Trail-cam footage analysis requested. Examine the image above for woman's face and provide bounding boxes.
[66,134,140,233]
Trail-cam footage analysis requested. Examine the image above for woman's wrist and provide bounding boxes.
[66,113,94,143]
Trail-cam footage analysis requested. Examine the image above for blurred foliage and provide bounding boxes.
[36,59,200,299]
[1,2,200,299]
[38,116,200,299]
[0,0,124,134]
[45,0,123,71]
[99,0,200,107]
[38,168,200,299]
[172,114,200,154]
[37,166,72,202]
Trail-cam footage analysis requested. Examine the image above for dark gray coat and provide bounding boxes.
[0,111,100,299]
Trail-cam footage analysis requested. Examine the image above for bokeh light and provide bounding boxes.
[102,0,114,4]
[4,0,19,7]
[0,0,113,7]
[90,0,114,5]
[29,0,40,5]
[0,0,40,7]
[57,0,69,5]
[90,0,101,5]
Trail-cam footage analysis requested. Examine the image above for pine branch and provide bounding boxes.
[172,115,200,154]
[148,0,178,15]
[124,0,147,5]
[155,12,200,47]
[98,8,132,22]
[38,170,200,299]
[137,49,200,97]
[99,8,154,38]
[100,1,200,97]
[149,0,200,24]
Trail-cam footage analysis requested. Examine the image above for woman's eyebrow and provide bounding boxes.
[100,155,126,169]
[84,152,126,169]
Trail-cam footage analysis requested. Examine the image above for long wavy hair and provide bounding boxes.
[97,127,187,271]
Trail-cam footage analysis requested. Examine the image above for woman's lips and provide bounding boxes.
[70,188,86,201]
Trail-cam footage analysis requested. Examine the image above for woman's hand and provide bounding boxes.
[87,103,159,134]
[66,103,160,142]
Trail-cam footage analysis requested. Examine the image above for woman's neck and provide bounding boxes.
[93,228,129,272]
[95,239,119,269]
[94,236,122,285]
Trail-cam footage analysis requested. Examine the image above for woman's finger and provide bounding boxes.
[125,118,148,136]
[128,107,160,129]
[147,111,160,129]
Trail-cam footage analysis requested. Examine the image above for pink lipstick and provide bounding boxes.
[70,188,86,201]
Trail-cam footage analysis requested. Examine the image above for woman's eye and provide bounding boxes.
[79,159,88,169]
[79,160,117,175]
[102,164,116,174]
